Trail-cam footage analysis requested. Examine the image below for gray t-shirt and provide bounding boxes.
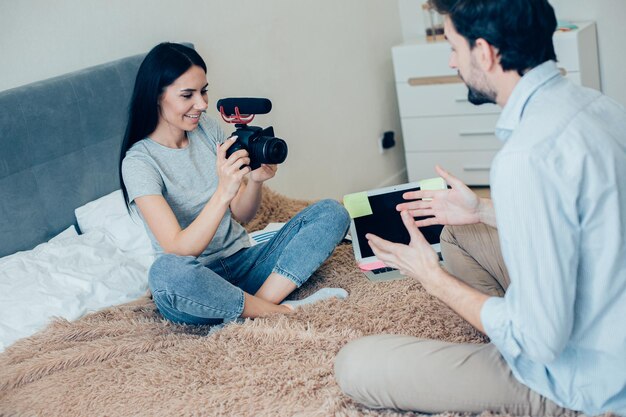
[121,114,250,264]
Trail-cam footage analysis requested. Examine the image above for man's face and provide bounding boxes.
[444,16,496,105]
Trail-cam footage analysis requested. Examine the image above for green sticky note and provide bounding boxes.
[343,192,373,218]
[420,177,447,190]
[419,177,447,201]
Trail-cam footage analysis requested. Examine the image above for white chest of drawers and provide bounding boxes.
[392,21,600,185]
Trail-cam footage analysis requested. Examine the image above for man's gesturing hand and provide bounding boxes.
[367,210,441,291]
[397,165,482,227]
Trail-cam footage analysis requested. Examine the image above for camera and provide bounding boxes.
[217,98,288,170]
[225,125,287,170]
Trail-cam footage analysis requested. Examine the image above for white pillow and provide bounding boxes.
[0,227,152,352]
[75,190,153,256]
[49,224,79,242]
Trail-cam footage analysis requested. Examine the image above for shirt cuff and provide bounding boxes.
[481,296,522,358]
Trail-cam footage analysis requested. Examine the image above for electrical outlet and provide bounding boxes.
[379,131,395,154]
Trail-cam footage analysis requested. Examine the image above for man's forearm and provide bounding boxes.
[478,198,497,228]
[428,268,491,334]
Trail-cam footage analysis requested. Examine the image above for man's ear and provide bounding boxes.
[473,38,500,72]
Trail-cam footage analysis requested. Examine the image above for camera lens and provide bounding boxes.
[262,138,288,164]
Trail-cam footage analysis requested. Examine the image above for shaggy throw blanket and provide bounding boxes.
[0,188,571,417]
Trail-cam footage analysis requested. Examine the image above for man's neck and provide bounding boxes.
[494,70,523,108]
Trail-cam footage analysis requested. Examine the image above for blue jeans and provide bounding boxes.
[149,199,350,325]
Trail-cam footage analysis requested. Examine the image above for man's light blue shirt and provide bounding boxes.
[482,60,626,416]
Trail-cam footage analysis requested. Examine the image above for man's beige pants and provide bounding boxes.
[334,224,578,416]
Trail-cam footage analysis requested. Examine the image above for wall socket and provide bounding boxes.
[378,131,396,154]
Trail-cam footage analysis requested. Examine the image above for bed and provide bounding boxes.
[0,47,493,416]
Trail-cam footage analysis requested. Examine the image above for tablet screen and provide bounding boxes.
[353,187,443,258]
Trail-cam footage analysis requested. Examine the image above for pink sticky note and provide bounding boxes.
[359,261,387,271]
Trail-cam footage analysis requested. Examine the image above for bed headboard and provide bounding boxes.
[0,47,200,258]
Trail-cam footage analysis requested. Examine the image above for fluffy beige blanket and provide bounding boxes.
[1,188,505,416]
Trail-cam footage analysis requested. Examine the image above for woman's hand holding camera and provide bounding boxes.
[249,164,277,184]
[216,137,250,202]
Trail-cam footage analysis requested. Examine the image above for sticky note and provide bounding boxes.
[343,192,373,218]
[359,260,386,271]
[419,177,447,201]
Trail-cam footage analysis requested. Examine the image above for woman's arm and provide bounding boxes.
[230,164,277,223]
[135,190,231,257]
[134,137,251,257]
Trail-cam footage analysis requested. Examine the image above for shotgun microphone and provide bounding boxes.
[216,96,287,170]
[217,97,272,116]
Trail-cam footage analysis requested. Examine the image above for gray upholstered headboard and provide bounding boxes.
[0,51,146,257]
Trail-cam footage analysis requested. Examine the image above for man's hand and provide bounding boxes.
[397,165,486,227]
[367,209,489,334]
[367,210,442,292]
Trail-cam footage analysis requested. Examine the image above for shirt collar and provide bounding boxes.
[495,60,561,142]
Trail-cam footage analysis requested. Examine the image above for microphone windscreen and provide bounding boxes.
[217,97,272,115]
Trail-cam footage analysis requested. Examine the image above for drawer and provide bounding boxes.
[393,23,589,81]
[396,82,500,118]
[396,69,582,119]
[405,150,498,186]
[401,114,502,152]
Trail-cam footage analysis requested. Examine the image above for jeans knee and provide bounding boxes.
[148,254,195,291]
[316,199,350,233]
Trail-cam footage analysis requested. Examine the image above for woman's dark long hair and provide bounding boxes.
[118,42,207,211]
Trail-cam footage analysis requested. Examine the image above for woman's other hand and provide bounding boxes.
[249,164,278,183]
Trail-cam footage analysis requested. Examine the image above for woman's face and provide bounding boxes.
[157,65,209,134]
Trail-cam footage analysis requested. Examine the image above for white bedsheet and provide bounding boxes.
[0,210,286,353]
[0,227,154,352]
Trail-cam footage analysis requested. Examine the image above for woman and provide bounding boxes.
[119,42,350,325]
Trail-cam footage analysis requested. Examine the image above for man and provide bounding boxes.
[334,0,626,416]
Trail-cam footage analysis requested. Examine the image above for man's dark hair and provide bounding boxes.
[428,0,557,75]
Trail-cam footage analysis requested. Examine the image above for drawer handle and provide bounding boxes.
[463,165,491,172]
[407,68,564,88]
[459,130,495,137]
[407,75,462,86]
[455,97,469,103]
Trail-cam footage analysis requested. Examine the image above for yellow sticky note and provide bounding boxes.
[419,177,447,201]
[343,192,373,219]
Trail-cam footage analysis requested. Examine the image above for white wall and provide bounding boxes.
[397,0,626,106]
[0,0,405,200]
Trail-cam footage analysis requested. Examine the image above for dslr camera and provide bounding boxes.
[217,97,288,170]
